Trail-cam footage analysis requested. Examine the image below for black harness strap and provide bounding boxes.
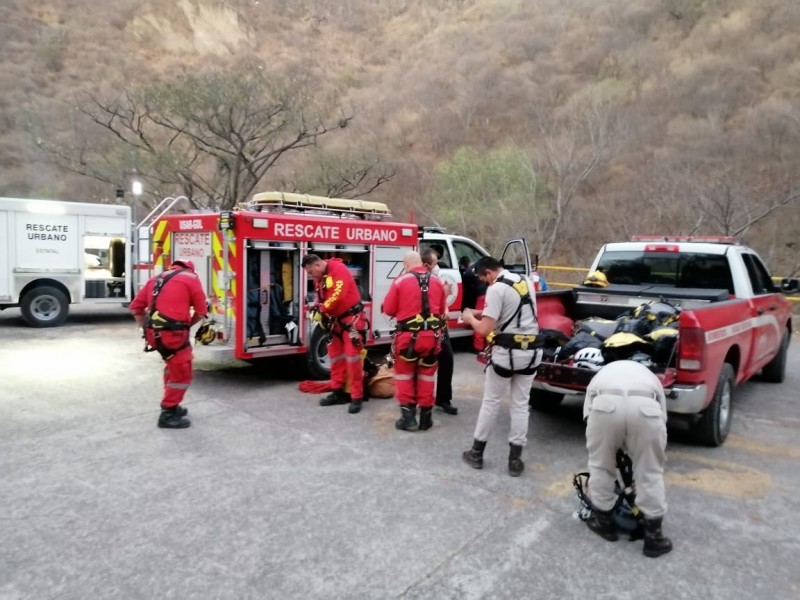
[396,271,443,364]
[144,269,191,360]
[496,276,536,331]
[488,275,538,377]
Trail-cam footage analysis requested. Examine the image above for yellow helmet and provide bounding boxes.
[603,332,648,348]
[583,271,609,288]
[195,320,216,345]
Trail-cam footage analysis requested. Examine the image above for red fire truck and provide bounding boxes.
[149,191,532,377]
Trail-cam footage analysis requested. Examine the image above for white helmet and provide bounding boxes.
[574,347,605,370]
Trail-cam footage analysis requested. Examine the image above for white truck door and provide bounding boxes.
[372,245,410,338]
[0,210,9,300]
[500,238,532,277]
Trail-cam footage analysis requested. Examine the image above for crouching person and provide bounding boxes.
[382,251,447,431]
[584,360,673,557]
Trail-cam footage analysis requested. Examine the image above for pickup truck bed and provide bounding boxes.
[531,281,791,446]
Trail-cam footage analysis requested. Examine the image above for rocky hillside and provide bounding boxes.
[1,0,798,272]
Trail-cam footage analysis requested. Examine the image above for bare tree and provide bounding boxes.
[524,99,628,259]
[30,62,394,210]
[277,143,396,199]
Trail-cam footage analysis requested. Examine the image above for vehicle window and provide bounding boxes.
[596,250,733,293]
[419,240,452,269]
[742,253,776,295]
[452,240,486,272]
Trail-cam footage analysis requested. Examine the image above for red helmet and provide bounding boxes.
[172,260,195,272]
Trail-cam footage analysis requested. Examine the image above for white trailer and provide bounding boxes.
[0,197,133,327]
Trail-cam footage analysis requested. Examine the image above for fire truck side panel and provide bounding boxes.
[371,245,413,338]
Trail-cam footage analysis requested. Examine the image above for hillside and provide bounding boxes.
[1,0,798,273]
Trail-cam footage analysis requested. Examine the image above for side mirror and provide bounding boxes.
[780,278,799,293]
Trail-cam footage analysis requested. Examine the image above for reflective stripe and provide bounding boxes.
[166,383,190,390]
[329,355,345,364]
[418,374,436,382]
[345,355,362,363]
[394,374,414,380]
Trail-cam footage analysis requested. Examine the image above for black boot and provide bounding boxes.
[395,404,418,431]
[158,406,191,429]
[462,439,486,469]
[418,406,433,431]
[162,404,188,416]
[508,443,525,477]
[586,509,618,542]
[320,388,350,406]
[643,517,673,557]
[435,400,458,415]
[348,398,363,414]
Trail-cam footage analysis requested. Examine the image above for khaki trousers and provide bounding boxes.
[585,392,668,517]
[473,367,535,447]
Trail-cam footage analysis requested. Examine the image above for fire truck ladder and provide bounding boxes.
[244,191,392,221]
[132,196,188,291]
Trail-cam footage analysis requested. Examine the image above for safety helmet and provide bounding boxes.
[573,347,605,370]
[646,327,679,365]
[583,271,608,288]
[195,320,216,345]
[173,259,196,271]
[603,332,648,348]
[576,317,618,341]
[602,332,650,362]
[633,301,680,327]
[614,314,654,337]
[560,330,603,359]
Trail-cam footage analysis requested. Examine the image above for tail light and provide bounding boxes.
[678,327,706,371]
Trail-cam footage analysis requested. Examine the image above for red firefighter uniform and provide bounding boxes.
[383,266,447,409]
[315,258,366,400]
[130,261,208,409]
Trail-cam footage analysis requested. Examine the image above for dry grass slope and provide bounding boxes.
[1,0,798,272]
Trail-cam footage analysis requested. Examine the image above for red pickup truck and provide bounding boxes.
[530,236,796,446]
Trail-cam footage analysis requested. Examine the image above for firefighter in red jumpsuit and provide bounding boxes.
[382,251,447,432]
[302,254,367,414]
[130,260,208,429]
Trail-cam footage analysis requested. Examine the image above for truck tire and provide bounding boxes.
[692,362,734,447]
[529,389,564,412]
[21,286,69,327]
[306,326,331,380]
[760,330,789,383]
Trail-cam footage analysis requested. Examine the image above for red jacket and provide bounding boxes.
[131,266,208,324]
[317,258,362,317]
[383,266,447,321]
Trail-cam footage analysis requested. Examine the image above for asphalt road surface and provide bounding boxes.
[1,305,799,600]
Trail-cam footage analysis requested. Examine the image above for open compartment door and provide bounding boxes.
[499,238,532,277]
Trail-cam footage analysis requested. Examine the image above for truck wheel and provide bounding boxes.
[306,326,331,380]
[760,330,789,383]
[21,286,69,327]
[529,389,564,412]
[692,363,734,447]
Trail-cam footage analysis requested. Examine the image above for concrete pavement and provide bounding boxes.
[1,305,799,599]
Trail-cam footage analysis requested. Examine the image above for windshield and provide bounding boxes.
[596,251,733,293]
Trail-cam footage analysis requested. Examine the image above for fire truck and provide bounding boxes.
[149,191,532,377]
